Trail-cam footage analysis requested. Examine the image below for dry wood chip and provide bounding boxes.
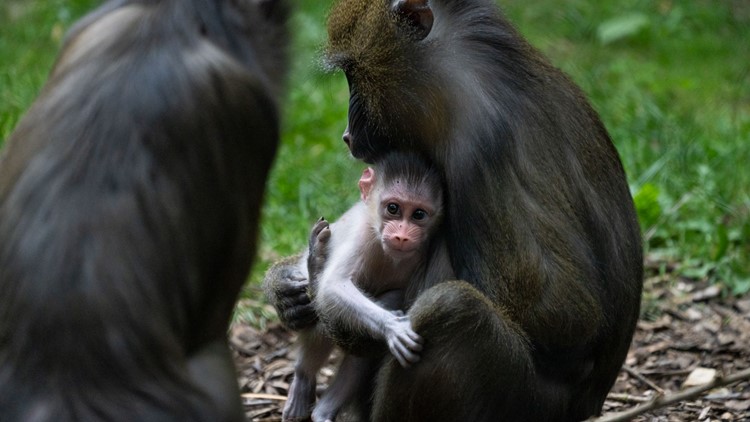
[264,385,281,395]
[683,367,717,387]
[691,285,721,302]
[684,307,704,321]
[264,359,292,375]
[718,332,736,346]
[734,299,750,314]
[251,380,266,394]
[264,348,290,361]
[705,388,741,401]
[252,356,263,372]
[246,406,276,419]
[697,318,722,334]
[724,399,750,411]
[638,314,673,331]
[268,380,290,391]
[232,340,262,356]
[642,340,671,355]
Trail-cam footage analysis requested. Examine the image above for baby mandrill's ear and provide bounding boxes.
[359,167,375,201]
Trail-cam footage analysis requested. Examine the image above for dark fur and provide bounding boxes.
[327,0,642,420]
[0,0,288,420]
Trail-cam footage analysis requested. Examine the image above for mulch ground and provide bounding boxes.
[230,270,750,422]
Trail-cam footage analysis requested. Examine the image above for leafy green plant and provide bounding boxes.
[633,183,662,232]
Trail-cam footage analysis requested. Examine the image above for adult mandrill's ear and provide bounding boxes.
[390,0,433,39]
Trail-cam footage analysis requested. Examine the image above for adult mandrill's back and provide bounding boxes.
[0,0,287,421]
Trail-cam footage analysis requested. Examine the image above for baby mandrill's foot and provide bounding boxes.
[282,373,316,422]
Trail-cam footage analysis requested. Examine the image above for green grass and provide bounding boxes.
[2,0,748,322]
[508,0,750,295]
[0,0,97,135]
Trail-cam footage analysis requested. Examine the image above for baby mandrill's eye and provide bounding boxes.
[412,209,427,221]
[386,203,399,215]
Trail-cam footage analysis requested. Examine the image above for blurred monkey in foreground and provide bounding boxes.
[0,0,288,420]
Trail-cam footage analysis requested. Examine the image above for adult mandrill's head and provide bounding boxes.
[326,0,452,163]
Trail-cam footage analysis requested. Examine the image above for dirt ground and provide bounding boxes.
[231,271,750,422]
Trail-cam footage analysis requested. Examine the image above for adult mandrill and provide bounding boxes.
[266,0,643,421]
[0,0,288,421]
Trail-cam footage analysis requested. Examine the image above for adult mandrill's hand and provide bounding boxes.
[263,255,318,331]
